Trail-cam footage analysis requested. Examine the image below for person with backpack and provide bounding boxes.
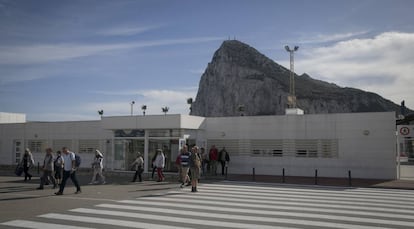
[218,147,230,175]
[55,147,81,195]
[89,149,106,184]
[54,151,63,185]
[189,146,202,192]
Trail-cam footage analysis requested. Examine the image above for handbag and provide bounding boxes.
[15,164,23,176]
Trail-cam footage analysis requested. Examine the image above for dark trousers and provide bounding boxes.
[220,161,226,175]
[23,166,32,180]
[59,170,81,193]
[40,170,56,188]
[132,168,143,182]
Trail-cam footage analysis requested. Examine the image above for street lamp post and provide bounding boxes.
[141,105,147,116]
[130,101,135,116]
[285,45,299,108]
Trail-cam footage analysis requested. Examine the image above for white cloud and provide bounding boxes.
[97,24,163,36]
[298,31,370,44]
[297,31,414,108]
[26,88,198,121]
[48,88,199,121]
[0,36,224,65]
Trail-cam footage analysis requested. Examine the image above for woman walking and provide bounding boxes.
[154,149,165,182]
[21,148,34,181]
[89,150,106,184]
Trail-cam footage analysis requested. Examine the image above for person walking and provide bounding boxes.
[89,149,105,184]
[154,149,165,182]
[209,145,218,176]
[37,148,57,190]
[21,148,34,181]
[189,146,202,192]
[200,147,208,176]
[218,147,230,175]
[130,153,144,182]
[151,153,157,180]
[179,145,191,188]
[55,147,81,195]
[54,151,63,186]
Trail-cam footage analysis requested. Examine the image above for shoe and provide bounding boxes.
[28,176,32,181]
[88,182,94,185]
[101,181,106,184]
[75,190,81,194]
[180,183,184,188]
[36,187,43,190]
[54,192,63,195]
[191,187,195,192]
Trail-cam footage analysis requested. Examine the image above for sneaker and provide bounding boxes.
[36,187,43,190]
[180,183,184,188]
[75,190,81,194]
[54,192,63,195]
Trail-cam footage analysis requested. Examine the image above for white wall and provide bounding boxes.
[0,112,26,123]
[0,112,397,179]
[0,121,113,168]
[205,112,396,179]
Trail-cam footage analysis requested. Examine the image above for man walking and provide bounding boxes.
[55,147,81,195]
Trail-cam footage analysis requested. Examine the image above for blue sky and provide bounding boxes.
[1,0,413,121]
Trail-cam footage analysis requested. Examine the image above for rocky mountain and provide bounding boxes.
[190,40,407,117]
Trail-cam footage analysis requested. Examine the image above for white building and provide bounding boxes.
[0,112,396,179]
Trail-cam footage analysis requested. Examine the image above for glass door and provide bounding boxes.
[114,139,144,170]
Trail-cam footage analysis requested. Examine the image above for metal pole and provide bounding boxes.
[348,170,352,186]
[315,169,318,185]
[252,167,255,181]
[282,168,285,183]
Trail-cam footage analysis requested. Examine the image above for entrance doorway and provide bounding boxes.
[114,139,144,170]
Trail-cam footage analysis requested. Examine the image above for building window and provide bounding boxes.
[53,139,72,152]
[79,140,99,154]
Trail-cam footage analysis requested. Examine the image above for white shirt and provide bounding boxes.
[62,152,75,171]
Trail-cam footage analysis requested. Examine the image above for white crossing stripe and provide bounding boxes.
[0,220,95,229]
[136,193,414,220]
[2,181,414,229]
[198,185,414,204]
[96,203,381,229]
[71,207,297,229]
[39,213,192,229]
[119,198,414,228]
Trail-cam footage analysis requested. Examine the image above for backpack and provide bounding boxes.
[191,152,201,168]
[75,154,81,167]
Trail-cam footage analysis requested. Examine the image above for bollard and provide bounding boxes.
[315,169,318,185]
[252,167,255,181]
[348,170,352,186]
[282,168,285,183]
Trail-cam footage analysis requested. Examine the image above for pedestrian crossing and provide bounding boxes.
[2,181,414,229]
